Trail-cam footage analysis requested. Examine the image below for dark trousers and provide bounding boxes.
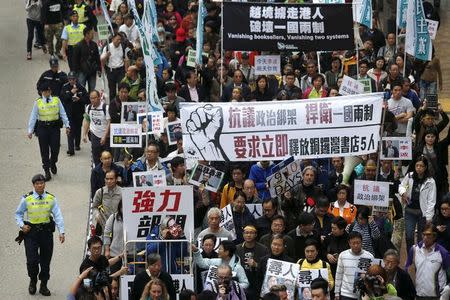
[26,18,44,53]
[24,229,54,281]
[90,133,110,166]
[67,117,82,153]
[36,125,60,171]
[340,296,357,300]
[67,45,75,71]
[106,67,125,100]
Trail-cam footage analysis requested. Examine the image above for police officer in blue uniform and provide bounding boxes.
[36,56,68,96]
[28,83,71,181]
[15,174,65,296]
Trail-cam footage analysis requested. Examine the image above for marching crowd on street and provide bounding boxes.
[16,0,448,299]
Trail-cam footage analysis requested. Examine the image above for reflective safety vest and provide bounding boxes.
[37,97,60,121]
[66,23,86,46]
[25,193,55,224]
[73,3,87,24]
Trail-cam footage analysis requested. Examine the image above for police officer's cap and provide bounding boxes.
[70,10,78,16]
[49,56,59,67]
[68,71,77,79]
[40,82,51,92]
[31,174,46,184]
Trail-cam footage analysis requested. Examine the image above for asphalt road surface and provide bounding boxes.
[0,1,91,298]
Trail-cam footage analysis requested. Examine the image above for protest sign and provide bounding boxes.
[188,163,225,193]
[353,258,383,293]
[121,102,149,124]
[354,180,390,207]
[261,259,299,300]
[339,75,364,95]
[223,2,354,51]
[186,49,208,68]
[358,78,373,94]
[137,111,163,134]
[267,157,302,198]
[167,120,183,145]
[427,19,439,40]
[122,186,194,241]
[181,93,383,161]
[297,269,328,300]
[246,204,263,219]
[204,265,218,290]
[425,93,438,109]
[132,170,167,187]
[381,137,412,160]
[254,55,281,75]
[110,124,142,148]
[220,205,237,240]
[97,23,110,40]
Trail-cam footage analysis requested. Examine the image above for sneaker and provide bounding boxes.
[27,52,32,60]
[33,43,42,49]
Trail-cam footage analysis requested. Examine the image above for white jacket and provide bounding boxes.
[398,172,436,221]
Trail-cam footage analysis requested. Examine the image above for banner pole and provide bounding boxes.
[317,51,321,74]
[220,1,224,99]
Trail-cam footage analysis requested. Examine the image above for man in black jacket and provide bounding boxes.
[383,249,416,300]
[73,27,100,92]
[36,56,68,96]
[60,71,89,155]
[131,253,176,300]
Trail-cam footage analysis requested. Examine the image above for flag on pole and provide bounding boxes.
[99,0,113,34]
[128,0,163,111]
[353,0,372,29]
[405,0,432,61]
[195,0,207,65]
[396,0,408,29]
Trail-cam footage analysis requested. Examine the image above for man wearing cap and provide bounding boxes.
[60,71,89,155]
[15,174,65,296]
[36,56,68,96]
[72,0,95,27]
[61,10,85,71]
[28,83,70,181]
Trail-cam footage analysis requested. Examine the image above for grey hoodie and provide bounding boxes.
[25,0,42,21]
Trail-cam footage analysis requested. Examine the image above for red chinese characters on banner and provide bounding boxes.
[233,134,288,159]
[132,189,181,213]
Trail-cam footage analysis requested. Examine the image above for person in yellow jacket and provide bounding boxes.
[15,174,65,296]
[220,166,245,208]
[27,83,70,181]
[61,10,85,70]
[297,239,334,291]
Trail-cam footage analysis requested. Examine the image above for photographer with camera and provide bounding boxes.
[68,266,112,300]
[79,236,123,275]
[356,264,400,300]
[207,264,247,300]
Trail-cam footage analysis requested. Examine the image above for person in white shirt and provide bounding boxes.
[118,14,139,48]
[82,90,111,166]
[101,33,129,100]
[334,231,374,300]
[387,81,415,136]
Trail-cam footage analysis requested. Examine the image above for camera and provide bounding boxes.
[89,269,110,291]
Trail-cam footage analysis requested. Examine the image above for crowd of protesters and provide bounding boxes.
[23,0,449,299]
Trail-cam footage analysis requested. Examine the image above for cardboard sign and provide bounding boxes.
[186,49,208,67]
[121,102,149,124]
[188,163,225,193]
[97,23,110,41]
[246,203,263,219]
[261,259,299,300]
[427,19,439,40]
[137,111,163,135]
[380,137,412,160]
[339,75,364,95]
[167,120,183,145]
[267,157,302,198]
[254,55,281,75]
[110,124,142,148]
[220,205,236,240]
[354,180,390,207]
[132,170,167,187]
[358,78,373,94]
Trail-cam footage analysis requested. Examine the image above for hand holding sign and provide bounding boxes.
[186,104,227,161]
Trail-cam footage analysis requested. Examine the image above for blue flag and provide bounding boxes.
[405,0,432,61]
[195,0,207,65]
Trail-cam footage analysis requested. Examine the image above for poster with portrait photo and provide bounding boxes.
[297,269,328,300]
[167,120,183,145]
[137,112,163,135]
[260,259,299,300]
[121,102,148,124]
[188,162,225,193]
[380,137,412,160]
[132,170,167,187]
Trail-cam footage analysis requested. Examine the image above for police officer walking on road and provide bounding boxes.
[28,83,71,181]
[15,174,65,296]
[61,10,86,71]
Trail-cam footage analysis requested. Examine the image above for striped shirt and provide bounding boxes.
[335,249,374,299]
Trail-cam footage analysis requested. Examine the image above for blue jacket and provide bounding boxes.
[146,225,189,274]
[249,162,274,201]
[232,207,256,244]
[126,156,171,186]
